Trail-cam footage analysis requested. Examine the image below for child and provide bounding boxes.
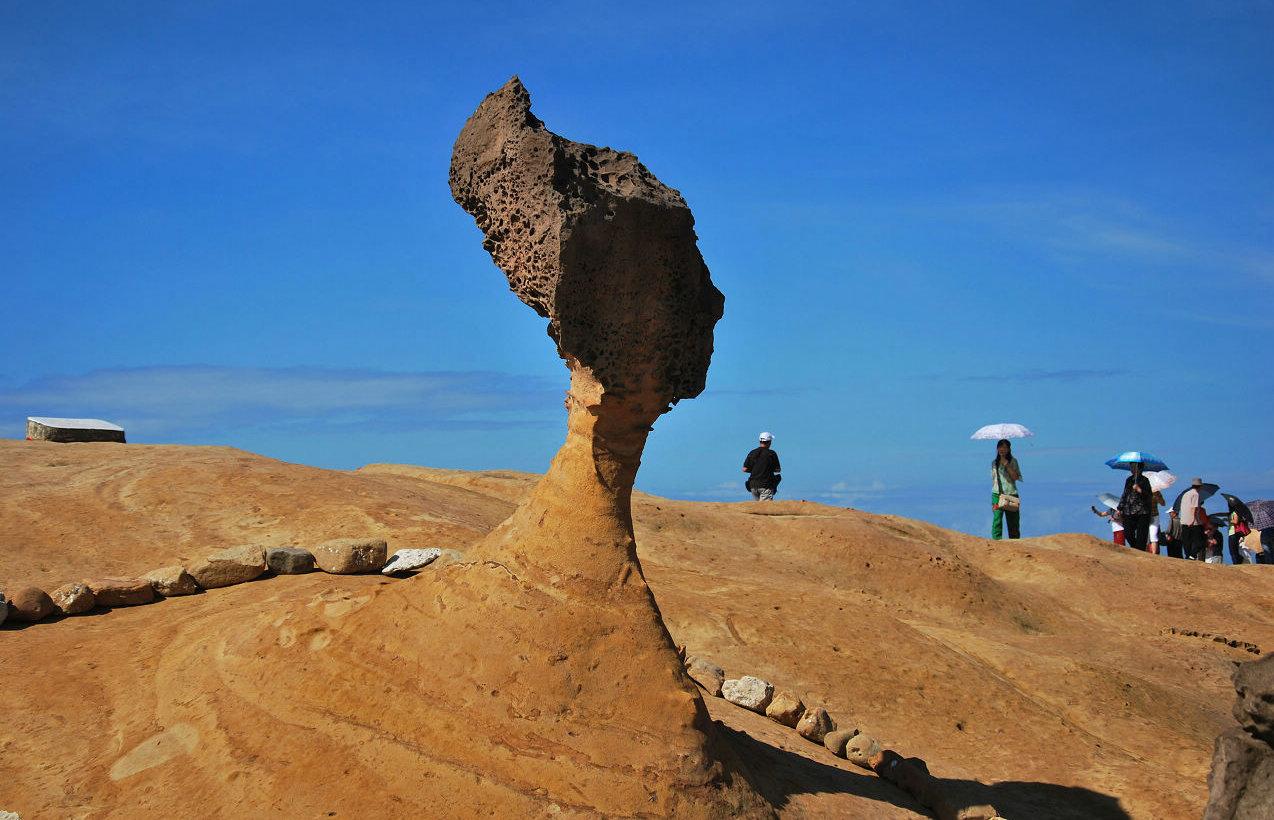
[1091,505,1125,546]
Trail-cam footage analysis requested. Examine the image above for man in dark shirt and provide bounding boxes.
[743,432,781,501]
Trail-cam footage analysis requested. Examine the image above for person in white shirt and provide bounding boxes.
[1178,478,1207,560]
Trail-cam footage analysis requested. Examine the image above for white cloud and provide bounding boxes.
[0,365,563,439]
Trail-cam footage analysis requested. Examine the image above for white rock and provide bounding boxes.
[721,675,775,713]
[382,548,442,575]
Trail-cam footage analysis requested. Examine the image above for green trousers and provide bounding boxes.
[992,493,1021,539]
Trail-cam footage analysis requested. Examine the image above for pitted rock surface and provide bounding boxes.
[450,76,722,406]
[1232,653,1274,747]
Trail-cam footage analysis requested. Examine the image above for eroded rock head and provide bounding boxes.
[450,76,723,406]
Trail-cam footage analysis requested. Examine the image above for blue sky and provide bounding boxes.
[2,1,1271,542]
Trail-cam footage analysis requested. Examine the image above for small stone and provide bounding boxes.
[187,545,267,588]
[382,548,441,575]
[312,538,387,574]
[796,706,835,743]
[823,728,859,757]
[6,585,55,622]
[266,547,316,575]
[50,582,97,615]
[847,733,883,768]
[955,806,1002,820]
[143,566,199,596]
[765,690,806,727]
[86,578,156,607]
[721,676,775,713]
[685,656,726,697]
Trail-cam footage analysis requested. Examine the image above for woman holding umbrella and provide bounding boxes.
[991,438,1022,539]
[972,424,1031,540]
[1117,462,1155,552]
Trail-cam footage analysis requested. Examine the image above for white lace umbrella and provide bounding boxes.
[1147,471,1177,492]
[970,423,1035,440]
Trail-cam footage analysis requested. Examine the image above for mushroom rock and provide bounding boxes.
[434,75,758,815]
[202,78,764,818]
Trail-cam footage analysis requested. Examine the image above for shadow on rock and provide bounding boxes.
[944,778,1131,820]
[719,722,1131,819]
[716,723,927,814]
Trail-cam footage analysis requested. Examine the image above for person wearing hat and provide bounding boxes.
[743,432,782,501]
[1178,478,1208,561]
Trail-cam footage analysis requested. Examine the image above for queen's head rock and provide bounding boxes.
[450,76,723,419]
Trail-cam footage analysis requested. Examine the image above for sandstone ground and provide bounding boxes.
[2,440,1271,818]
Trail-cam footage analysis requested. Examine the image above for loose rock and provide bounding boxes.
[765,690,806,727]
[50,582,97,615]
[953,806,1003,820]
[721,676,775,713]
[685,657,726,697]
[0,591,7,626]
[187,545,267,588]
[382,548,441,575]
[823,728,859,757]
[266,546,316,575]
[796,706,835,743]
[6,585,55,622]
[86,578,156,607]
[847,732,883,767]
[313,538,387,574]
[144,566,199,597]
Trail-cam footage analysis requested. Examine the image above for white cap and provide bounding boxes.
[759,431,773,442]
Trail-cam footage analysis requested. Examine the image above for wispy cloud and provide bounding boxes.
[0,365,563,440]
[904,189,1274,284]
[957,368,1129,383]
[816,478,889,504]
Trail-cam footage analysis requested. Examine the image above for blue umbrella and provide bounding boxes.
[1105,451,1169,472]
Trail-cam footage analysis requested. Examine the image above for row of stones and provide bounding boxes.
[684,656,1004,820]
[0,540,442,626]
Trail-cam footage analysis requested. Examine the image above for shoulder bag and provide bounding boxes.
[995,463,1020,512]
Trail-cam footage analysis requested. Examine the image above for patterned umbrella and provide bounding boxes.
[1248,499,1274,531]
[1147,471,1177,492]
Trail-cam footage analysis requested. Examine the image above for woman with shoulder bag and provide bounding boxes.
[991,438,1022,539]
